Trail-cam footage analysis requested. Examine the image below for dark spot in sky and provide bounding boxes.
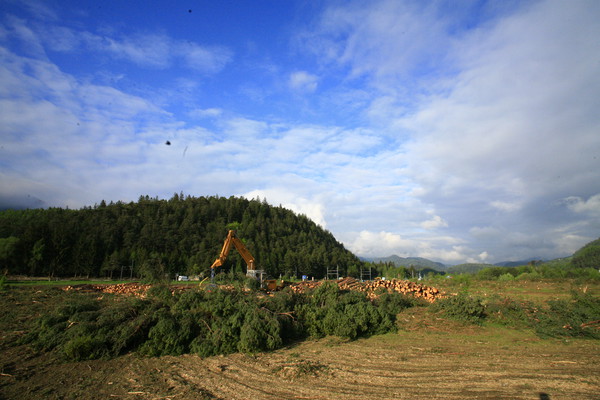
[165,141,171,146]
[188,9,192,13]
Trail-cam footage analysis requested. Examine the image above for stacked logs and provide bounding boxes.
[97,282,151,296]
[288,277,443,302]
[61,278,443,302]
[62,282,151,297]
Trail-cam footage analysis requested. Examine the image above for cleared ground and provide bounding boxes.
[1,282,599,400]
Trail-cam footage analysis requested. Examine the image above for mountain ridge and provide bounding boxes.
[361,255,447,270]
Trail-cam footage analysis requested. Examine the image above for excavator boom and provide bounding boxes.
[210,230,255,271]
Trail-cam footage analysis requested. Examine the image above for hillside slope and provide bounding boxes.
[571,237,600,268]
[0,195,360,279]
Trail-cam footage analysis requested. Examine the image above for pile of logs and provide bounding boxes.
[61,278,443,302]
[63,282,151,297]
[97,282,151,296]
[288,277,443,302]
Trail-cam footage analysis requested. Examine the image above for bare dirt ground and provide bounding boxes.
[1,286,599,400]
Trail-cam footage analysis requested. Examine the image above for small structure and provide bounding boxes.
[327,266,339,280]
[360,266,372,281]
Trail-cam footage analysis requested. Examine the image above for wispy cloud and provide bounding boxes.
[421,215,448,230]
[289,71,318,93]
[564,194,600,217]
[10,15,234,73]
[86,32,232,73]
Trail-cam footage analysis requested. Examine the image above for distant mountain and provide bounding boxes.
[494,259,544,267]
[446,263,495,274]
[0,194,46,211]
[363,255,447,271]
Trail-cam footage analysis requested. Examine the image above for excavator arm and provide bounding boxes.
[231,235,255,270]
[210,230,255,271]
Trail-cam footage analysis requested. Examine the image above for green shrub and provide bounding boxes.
[532,291,600,339]
[476,267,506,281]
[108,299,160,355]
[244,276,260,291]
[295,283,398,339]
[451,274,472,291]
[21,293,162,360]
[63,335,106,361]
[238,307,282,353]
[484,291,600,339]
[262,288,305,341]
[515,271,542,281]
[486,297,535,328]
[22,283,420,361]
[146,284,176,305]
[376,291,421,311]
[139,311,194,356]
[431,293,487,324]
[498,273,515,282]
[21,293,100,352]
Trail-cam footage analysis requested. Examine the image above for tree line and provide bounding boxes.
[0,194,364,279]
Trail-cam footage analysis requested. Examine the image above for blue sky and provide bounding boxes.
[1,0,599,264]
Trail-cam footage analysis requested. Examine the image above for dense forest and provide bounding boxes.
[0,194,363,279]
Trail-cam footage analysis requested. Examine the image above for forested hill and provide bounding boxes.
[0,195,362,279]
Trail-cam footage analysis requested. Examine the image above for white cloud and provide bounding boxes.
[315,0,453,86]
[346,230,471,262]
[189,108,223,119]
[91,33,172,68]
[552,233,594,256]
[420,215,448,229]
[347,231,417,257]
[33,22,233,73]
[563,194,600,216]
[469,226,501,239]
[242,189,327,228]
[289,71,318,93]
[180,42,232,73]
[4,15,47,58]
[401,0,600,198]
[490,201,521,213]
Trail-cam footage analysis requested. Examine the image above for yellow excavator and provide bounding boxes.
[210,230,264,282]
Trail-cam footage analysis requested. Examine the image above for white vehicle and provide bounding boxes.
[177,275,189,281]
